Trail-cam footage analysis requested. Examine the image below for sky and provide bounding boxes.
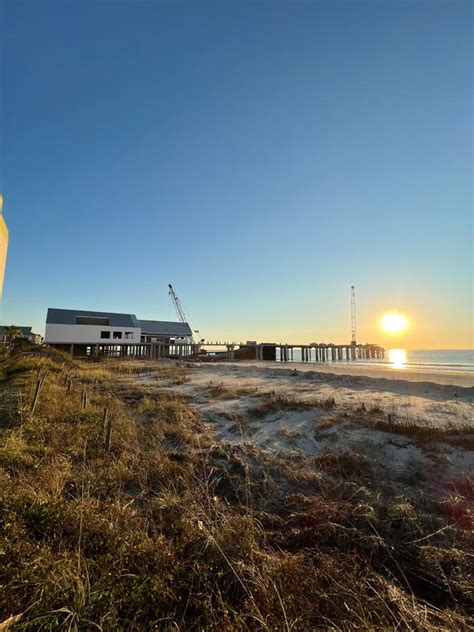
[0,0,472,349]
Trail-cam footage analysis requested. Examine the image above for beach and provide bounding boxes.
[236,359,474,387]
[2,349,473,629]
[144,359,473,487]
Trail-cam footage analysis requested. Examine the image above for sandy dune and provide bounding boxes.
[141,361,473,493]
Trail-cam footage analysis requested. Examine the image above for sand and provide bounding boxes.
[138,360,473,492]
[232,360,474,387]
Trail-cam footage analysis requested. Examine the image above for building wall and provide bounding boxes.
[45,323,141,344]
[0,212,8,299]
[141,334,193,343]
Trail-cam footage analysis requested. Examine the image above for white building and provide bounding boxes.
[44,308,192,356]
[139,320,193,344]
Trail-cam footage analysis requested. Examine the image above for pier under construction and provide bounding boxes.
[66,341,385,362]
[45,288,385,363]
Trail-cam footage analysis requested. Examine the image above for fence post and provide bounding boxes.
[104,414,112,452]
[102,407,108,434]
[82,388,88,410]
[31,371,47,414]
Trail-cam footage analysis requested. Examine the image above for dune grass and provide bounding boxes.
[0,347,472,630]
[349,406,474,450]
[203,381,258,400]
[247,393,336,419]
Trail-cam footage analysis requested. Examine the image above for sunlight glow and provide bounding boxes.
[381,312,408,334]
[388,348,407,369]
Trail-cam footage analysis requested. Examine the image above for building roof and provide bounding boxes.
[45,309,192,337]
[139,320,192,337]
[0,325,40,337]
[46,308,140,328]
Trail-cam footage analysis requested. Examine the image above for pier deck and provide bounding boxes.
[56,341,385,362]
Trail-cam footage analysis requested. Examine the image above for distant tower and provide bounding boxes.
[0,194,9,299]
[351,285,356,344]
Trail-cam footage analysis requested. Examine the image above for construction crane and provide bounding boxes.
[351,285,357,345]
[168,284,201,341]
[168,284,187,323]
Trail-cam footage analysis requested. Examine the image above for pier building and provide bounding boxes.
[44,308,192,357]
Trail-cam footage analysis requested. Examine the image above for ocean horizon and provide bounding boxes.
[275,348,474,372]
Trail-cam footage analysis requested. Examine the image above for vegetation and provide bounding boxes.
[247,393,336,418]
[2,325,22,348]
[349,406,474,450]
[0,348,472,630]
[203,382,258,400]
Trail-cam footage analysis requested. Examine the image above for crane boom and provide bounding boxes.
[168,284,187,323]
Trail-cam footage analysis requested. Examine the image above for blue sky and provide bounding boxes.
[1,0,472,347]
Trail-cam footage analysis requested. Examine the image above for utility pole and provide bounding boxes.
[351,285,357,345]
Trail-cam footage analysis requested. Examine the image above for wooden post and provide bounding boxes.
[31,374,45,414]
[82,388,88,409]
[104,413,112,452]
[102,407,108,434]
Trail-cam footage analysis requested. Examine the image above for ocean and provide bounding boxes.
[278,349,474,372]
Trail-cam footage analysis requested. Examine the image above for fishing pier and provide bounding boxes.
[74,341,385,362]
[45,289,385,364]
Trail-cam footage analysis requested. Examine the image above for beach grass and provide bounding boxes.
[247,393,336,418]
[0,347,472,630]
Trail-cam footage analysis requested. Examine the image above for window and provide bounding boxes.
[113,331,122,339]
[76,316,110,326]
[124,332,133,339]
[100,331,111,339]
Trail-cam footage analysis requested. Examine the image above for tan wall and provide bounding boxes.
[0,215,8,298]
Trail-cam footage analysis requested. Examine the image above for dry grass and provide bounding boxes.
[349,408,474,449]
[247,394,336,419]
[203,381,258,400]
[0,348,472,631]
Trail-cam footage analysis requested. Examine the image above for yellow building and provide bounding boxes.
[0,194,9,298]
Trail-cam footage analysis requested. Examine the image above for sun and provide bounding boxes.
[381,312,408,334]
